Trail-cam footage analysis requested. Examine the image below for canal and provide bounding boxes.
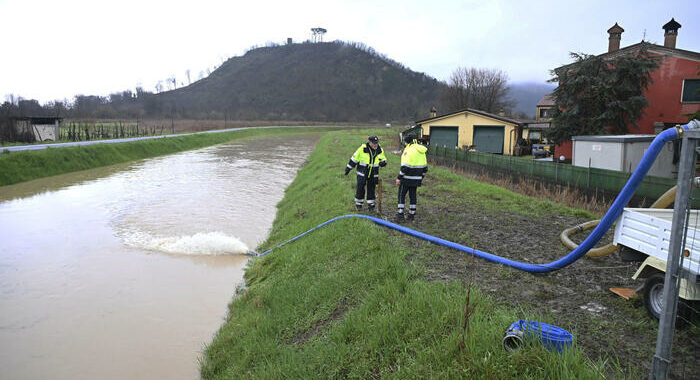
[0,134,315,379]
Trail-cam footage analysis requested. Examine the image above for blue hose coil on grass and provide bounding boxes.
[503,320,573,353]
[256,125,689,273]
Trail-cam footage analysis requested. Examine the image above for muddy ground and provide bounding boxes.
[375,169,698,379]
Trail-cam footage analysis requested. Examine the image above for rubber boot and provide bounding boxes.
[355,204,363,211]
[394,212,404,222]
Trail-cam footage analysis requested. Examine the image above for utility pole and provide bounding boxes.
[650,120,700,379]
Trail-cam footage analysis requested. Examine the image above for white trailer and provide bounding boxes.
[613,208,700,319]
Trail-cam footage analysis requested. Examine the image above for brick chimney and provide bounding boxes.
[662,18,681,49]
[607,23,624,52]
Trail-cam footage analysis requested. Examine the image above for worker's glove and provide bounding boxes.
[344,168,350,175]
[379,161,387,167]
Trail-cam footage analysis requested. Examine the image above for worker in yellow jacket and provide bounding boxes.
[345,135,387,211]
[395,134,428,220]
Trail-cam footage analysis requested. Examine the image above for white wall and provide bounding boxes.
[32,124,59,141]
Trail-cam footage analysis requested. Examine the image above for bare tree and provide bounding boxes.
[185,69,191,85]
[440,67,513,114]
[155,81,164,93]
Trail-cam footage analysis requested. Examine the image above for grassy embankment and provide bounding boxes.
[0,126,346,186]
[201,130,613,379]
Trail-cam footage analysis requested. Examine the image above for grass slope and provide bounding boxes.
[201,130,609,379]
[0,127,343,186]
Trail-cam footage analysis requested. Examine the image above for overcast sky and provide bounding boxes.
[1,0,698,104]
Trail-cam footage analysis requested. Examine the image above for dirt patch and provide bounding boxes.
[288,297,355,346]
[375,185,698,379]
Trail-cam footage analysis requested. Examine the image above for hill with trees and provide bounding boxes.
[155,41,444,122]
[2,41,554,125]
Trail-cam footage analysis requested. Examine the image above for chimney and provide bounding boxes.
[662,18,681,48]
[287,37,293,45]
[607,23,624,52]
[430,106,437,118]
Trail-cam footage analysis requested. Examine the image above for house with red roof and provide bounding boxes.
[554,18,700,161]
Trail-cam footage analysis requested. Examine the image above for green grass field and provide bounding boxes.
[0,126,347,186]
[200,130,611,379]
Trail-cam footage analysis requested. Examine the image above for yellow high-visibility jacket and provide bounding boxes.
[398,142,428,186]
[346,143,387,183]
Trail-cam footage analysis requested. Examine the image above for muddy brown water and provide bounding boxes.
[0,135,315,380]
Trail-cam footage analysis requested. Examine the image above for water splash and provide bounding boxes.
[123,231,249,255]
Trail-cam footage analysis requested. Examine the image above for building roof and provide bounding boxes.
[555,41,700,72]
[537,94,555,107]
[523,122,551,129]
[415,108,523,126]
[572,134,656,143]
[10,116,63,122]
[401,125,422,133]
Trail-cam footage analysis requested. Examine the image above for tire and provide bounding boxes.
[643,273,691,327]
[643,273,665,320]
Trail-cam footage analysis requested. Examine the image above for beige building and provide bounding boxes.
[414,108,522,155]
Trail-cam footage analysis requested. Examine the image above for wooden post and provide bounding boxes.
[377,178,383,214]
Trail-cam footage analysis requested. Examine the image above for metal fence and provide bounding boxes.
[428,146,676,200]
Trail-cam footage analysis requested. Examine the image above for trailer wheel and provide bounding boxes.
[643,273,665,320]
[642,273,693,327]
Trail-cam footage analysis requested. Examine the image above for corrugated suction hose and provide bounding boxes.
[559,182,677,258]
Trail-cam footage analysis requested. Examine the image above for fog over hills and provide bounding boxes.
[508,81,556,118]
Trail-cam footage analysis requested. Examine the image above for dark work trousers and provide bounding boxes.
[355,178,377,207]
[397,184,417,214]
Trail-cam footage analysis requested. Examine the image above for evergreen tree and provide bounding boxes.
[546,43,661,144]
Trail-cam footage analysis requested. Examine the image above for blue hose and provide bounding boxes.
[256,124,690,273]
[503,320,573,353]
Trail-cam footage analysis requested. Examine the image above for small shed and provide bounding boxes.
[11,117,62,142]
[572,134,678,178]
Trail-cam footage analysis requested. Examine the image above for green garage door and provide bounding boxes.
[430,126,459,148]
[473,126,505,154]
